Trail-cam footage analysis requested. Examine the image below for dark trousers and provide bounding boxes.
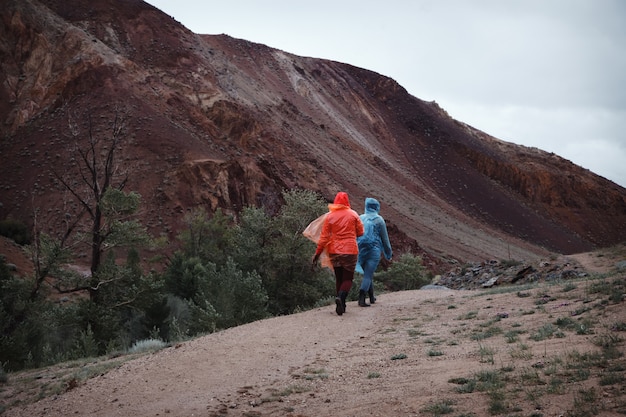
[330,254,358,295]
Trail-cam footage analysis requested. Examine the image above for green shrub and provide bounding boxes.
[376,253,430,291]
[530,324,555,341]
[0,218,31,244]
[128,338,167,354]
[0,363,7,384]
[421,399,455,415]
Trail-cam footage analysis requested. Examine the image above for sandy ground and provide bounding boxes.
[3,267,625,417]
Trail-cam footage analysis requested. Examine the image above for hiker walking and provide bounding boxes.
[356,197,392,307]
[312,192,364,315]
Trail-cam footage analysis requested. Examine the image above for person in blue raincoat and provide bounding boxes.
[356,197,392,307]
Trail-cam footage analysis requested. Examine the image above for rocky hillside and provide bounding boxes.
[1,0,625,268]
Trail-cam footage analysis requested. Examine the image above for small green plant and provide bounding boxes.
[487,389,508,415]
[574,319,594,335]
[267,384,309,401]
[592,332,623,349]
[470,325,502,341]
[407,329,424,338]
[451,377,476,393]
[300,368,328,380]
[609,287,624,303]
[509,343,533,360]
[457,382,477,394]
[524,386,543,405]
[500,259,522,268]
[474,369,503,391]
[391,353,407,360]
[500,364,515,373]
[599,372,625,386]
[504,329,522,343]
[128,338,167,354]
[478,345,495,364]
[571,306,591,316]
[611,321,626,331]
[428,349,444,357]
[547,375,565,394]
[534,294,555,305]
[367,372,381,379]
[530,323,555,341]
[571,387,599,416]
[421,399,455,415]
[520,367,543,385]
[555,316,577,330]
[587,280,612,295]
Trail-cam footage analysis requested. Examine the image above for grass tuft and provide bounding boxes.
[128,339,168,354]
[421,399,455,415]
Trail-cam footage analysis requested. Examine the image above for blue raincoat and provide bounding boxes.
[356,198,392,291]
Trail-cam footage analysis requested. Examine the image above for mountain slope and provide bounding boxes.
[1,0,625,267]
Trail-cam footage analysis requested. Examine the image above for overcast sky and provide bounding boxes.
[147,0,626,188]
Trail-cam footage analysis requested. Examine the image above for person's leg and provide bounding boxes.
[331,254,357,315]
[358,257,377,306]
[368,284,376,304]
[359,261,373,292]
[367,259,380,304]
[333,266,345,315]
[334,266,343,295]
[338,262,356,294]
[338,255,357,311]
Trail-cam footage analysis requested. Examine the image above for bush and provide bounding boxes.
[0,363,7,383]
[0,218,30,244]
[128,338,167,354]
[376,253,430,291]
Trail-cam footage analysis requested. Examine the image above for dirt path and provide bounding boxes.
[4,279,625,417]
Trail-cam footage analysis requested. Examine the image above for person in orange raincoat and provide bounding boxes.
[312,192,364,316]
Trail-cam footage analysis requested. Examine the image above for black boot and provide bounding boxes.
[358,290,370,307]
[335,291,347,315]
[368,287,376,304]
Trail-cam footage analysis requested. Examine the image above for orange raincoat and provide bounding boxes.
[315,192,364,257]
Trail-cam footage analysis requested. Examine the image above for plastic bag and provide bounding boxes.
[302,213,333,270]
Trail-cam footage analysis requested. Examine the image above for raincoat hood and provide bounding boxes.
[333,192,351,207]
[364,198,380,215]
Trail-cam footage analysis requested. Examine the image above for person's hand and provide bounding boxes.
[310,254,320,271]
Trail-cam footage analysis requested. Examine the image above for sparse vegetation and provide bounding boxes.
[421,398,455,415]
[478,344,495,364]
[298,368,328,381]
[2,251,624,416]
[530,323,556,341]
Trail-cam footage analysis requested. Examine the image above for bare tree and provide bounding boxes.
[50,104,139,301]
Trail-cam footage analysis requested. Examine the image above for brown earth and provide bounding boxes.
[1,0,626,271]
[2,248,625,417]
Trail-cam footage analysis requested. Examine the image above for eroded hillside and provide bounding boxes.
[1,0,625,268]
